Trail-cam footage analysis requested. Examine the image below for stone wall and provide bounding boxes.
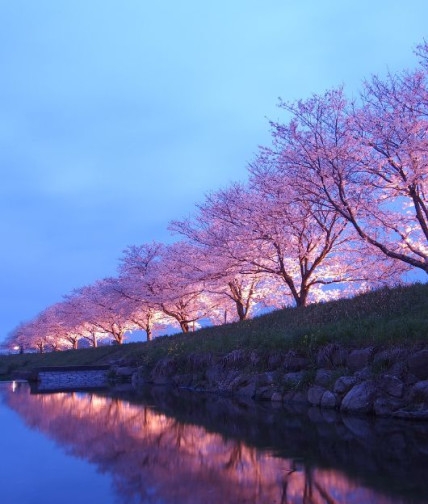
[37,367,109,391]
[114,344,428,420]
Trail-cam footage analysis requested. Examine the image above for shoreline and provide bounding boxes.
[8,341,427,421]
[2,284,428,420]
[118,343,428,421]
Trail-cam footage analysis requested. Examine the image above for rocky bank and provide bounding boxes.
[109,343,428,420]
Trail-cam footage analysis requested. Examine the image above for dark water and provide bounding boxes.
[1,382,428,503]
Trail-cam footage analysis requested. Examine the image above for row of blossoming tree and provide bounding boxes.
[6,43,428,352]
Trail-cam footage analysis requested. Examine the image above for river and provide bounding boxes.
[0,381,427,503]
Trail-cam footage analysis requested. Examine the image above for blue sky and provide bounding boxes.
[1,1,428,341]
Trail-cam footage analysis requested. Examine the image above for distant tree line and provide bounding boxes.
[6,42,428,352]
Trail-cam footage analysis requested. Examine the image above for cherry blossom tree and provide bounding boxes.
[60,293,110,348]
[173,179,380,307]
[68,278,135,345]
[170,219,278,320]
[267,78,427,275]
[11,317,50,353]
[120,242,217,333]
[149,242,219,333]
[30,326,48,353]
[6,307,77,353]
[416,40,428,68]
[113,280,168,342]
[33,304,84,350]
[211,276,259,322]
[3,324,28,354]
[351,69,428,272]
[52,301,100,349]
[118,243,170,341]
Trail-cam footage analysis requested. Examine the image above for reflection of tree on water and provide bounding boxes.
[1,383,424,504]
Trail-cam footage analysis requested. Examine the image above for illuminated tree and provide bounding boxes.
[120,242,217,333]
[68,278,135,345]
[171,218,280,319]
[173,180,386,307]
[268,74,427,275]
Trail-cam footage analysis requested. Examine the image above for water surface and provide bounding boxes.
[1,382,427,503]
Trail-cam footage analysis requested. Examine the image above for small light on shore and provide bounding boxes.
[12,381,16,392]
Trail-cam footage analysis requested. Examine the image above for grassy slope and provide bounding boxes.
[1,282,428,377]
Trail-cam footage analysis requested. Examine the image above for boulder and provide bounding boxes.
[388,361,407,379]
[229,374,256,393]
[187,352,214,371]
[373,348,407,368]
[235,379,257,398]
[341,381,377,414]
[379,375,404,398]
[283,390,308,404]
[218,370,240,391]
[254,386,274,401]
[316,344,347,368]
[354,367,373,380]
[374,397,407,416]
[291,391,308,404]
[407,350,428,380]
[320,390,337,409]
[334,376,358,395]
[150,358,177,384]
[283,351,309,371]
[115,366,136,378]
[282,391,295,402]
[347,348,374,372]
[307,385,326,406]
[411,380,428,403]
[315,369,336,388]
[256,372,275,387]
[221,350,246,368]
[283,371,305,385]
[172,373,194,387]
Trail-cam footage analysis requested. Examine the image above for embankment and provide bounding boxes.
[114,342,428,420]
[2,283,428,419]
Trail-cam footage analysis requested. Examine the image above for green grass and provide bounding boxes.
[1,282,428,377]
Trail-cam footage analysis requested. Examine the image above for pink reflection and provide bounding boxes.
[3,384,410,504]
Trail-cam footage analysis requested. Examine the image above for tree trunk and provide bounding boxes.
[179,321,190,333]
[296,288,308,307]
[236,300,247,321]
[146,328,152,342]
